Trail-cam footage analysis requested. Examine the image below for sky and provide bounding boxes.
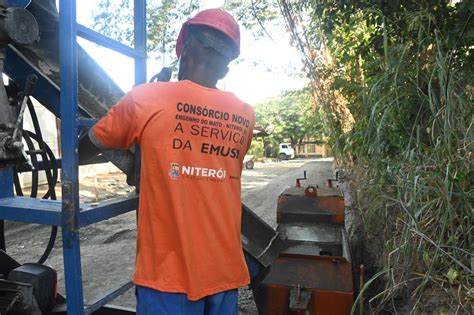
[75,1,307,105]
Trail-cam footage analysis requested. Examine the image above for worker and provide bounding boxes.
[88,8,255,315]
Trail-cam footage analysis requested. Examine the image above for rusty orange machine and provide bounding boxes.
[254,172,354,314]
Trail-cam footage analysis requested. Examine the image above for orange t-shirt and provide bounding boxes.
[92,80,254,300]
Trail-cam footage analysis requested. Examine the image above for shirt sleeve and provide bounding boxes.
[90,92,138,150]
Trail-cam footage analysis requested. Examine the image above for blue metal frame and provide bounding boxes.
[77,24,146,60]
[0,168,14,199]
[134,1,147,84]
[0,1,147,314]
[0,195,138,227]
[85,280,134,314]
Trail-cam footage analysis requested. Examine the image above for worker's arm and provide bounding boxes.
[86,132,136,183]
[90,93,138,148]
[85,92,139,185]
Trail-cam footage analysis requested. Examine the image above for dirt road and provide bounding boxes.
[2,158,335,313]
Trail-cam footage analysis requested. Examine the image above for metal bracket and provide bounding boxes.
[289,285,312,310]
[0,279,40,314]
[61,181,77,235]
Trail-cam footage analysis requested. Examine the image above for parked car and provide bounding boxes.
[278,143,295,160]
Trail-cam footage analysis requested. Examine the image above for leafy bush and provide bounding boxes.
[279,0,473,313]
[253,88,325,153]
[247,140,264,158]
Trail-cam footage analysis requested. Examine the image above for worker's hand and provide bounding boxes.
[83,129,139,187]
[100,148,138,187]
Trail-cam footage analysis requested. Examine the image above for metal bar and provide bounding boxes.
[77,24,145,60]
[91,305,136,315]
[0,168,14,199]
[0,195,138,227]
[59,0,84,314]
[77,117,99,128]
[61,228,84,315]
[0,168,13,252]
[15,155,108,172]
[79,196,138,227]
[84,281,134,314]
[0,197,62,226]
[133,0,146,200]
[133,0,147,84]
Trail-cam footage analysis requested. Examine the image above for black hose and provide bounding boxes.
[22,131,39,198]
[13,170,23,196]
[25,132,58,199]
[26,99,59,265]
[25,130,58,265]
[26,99,58,199]
[36,224,57,265]
[0,220,5,251]
[9,98,59,264]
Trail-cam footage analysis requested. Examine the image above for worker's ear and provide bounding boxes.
[218,65,229,80]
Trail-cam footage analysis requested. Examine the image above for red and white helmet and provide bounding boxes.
[176,8,240,60]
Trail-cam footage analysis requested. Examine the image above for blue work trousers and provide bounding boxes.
[136,286,238,315]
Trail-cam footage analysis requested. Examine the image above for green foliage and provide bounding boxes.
[224,0,280,39]
[247,140,264,158]
[253,87,325,156]
[92,0,199,68]
[279,0,473,313]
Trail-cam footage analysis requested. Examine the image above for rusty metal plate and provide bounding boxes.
[277,195,345,225]
[254,285,353,315]
[261,254,353,293]
[289,286,312,310]
[281,186,343,198]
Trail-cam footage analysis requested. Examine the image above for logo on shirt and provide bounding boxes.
[181,165,226,180]
[168,163,228,182]
[168,162,180,180]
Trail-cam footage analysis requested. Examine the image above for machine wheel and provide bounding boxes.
[245,160,254,169]
[278,153,287,161]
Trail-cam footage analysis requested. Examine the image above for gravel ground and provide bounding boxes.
[2,158,335,313]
